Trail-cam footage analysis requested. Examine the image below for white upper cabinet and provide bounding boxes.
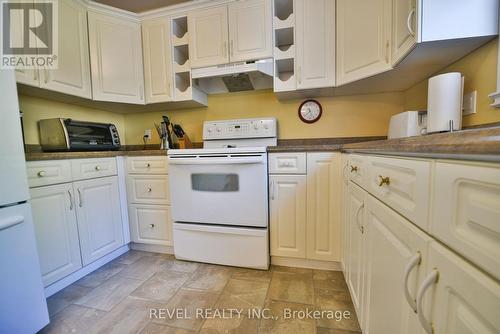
[295,0,335,89]
[228,0,273,62]
[40,0,91,98]
[188,6,229,68]
[391,0,417,65]
[336,0,392,85]
[88,11,145,104]
[142,18,173,104]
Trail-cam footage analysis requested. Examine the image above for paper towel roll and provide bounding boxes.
[427,72,463,133]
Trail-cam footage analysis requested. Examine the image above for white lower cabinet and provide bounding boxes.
[364,194,431,334]
[269,152,341,264]
[419,241,500,334]
[306,152,341,261]
[343,153,500,334]
[30,183,82,287]
[74,176,124,266]
[129,204,172,246]
[126,156,172,248]
[269,175,307,258]
[346,182,366,323]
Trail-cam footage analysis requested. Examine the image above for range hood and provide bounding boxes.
[191,58,274,94]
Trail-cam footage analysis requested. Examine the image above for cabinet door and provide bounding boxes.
[15,69,39,86]
[269,175,307,258]
[336,0,392,85]
[129,204,173,246]
[228,0,272,62]
[306,152,341,261]
[74,176,124,265]
[341,154,350,272]
[188,6,229,68]
[88,11,145,104]
[364,195,431,334]
[142,18,173,104]
[391,0,417,65]
[420,242,500,334]
[346,182,366,325]
[39,0,91,98]
[30,184,82,287]
[295,0,335,89]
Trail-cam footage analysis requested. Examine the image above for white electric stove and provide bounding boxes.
[167,118,277,269]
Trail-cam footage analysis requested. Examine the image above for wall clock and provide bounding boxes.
[298,99,322,123]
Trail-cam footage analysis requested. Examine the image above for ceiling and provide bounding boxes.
[94,0,191,13]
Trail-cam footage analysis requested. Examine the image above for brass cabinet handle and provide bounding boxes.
[378,175,390,187]
[147,187,152,192]
[95,165,101,171]
[350,165,358,173]
[146,163,151,168]
[37,170,46,177]
[150,224,155,228]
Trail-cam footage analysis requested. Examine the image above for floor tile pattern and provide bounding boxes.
[41,250,361,334]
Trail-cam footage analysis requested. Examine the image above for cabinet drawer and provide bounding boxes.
[431,161,500,281]
[27,160,72,187]
[127,175,170,205]
[129,204,172,246]
[367,155,431,230]
[127,156,168,174]
[71,158,117,181]
[348,154,368,188]
[268,153,306,174]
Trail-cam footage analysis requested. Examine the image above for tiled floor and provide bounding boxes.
[41,250,361,334]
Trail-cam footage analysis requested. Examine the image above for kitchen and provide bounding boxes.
[1,0,500,333]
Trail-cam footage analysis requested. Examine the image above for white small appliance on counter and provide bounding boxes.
[427,72,464,133]
[167,118,277,270]
[388,111,427,139]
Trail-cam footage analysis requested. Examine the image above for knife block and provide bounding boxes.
[178,134,193,149]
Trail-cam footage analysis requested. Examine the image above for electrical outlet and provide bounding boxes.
[144,129,152,139]
[463,91,477,116]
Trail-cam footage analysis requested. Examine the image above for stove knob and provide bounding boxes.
[207,127,213,133]
[216,126,222,133]
[263,123,269,129]
[253,123,260,130]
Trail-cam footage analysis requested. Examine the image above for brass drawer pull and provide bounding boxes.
[350,165,358,173]
[37,170,46,177]
[150,224,155,228]
[147,188,152,192]
[378,175,390,187]
[95,165,101,171]
[146,163,151,168]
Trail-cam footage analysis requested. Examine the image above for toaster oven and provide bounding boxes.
[38,118,121,151]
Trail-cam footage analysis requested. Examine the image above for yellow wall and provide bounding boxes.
[404,39,499,127]
[19,95,126,145]
[124,91,404,144]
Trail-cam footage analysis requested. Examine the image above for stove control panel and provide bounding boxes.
[203,118,277,140]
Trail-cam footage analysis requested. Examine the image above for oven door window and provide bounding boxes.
[191,173,239,192]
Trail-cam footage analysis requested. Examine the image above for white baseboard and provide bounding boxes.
[44,244,130,298]
[271,256,342,271]
[130,242,174,255]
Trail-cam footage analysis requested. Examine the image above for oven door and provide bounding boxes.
[168,153,268,228]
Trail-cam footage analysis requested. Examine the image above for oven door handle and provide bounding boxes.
[168,156,265,165]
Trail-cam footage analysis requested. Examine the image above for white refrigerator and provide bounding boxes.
[0,69,49,333]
